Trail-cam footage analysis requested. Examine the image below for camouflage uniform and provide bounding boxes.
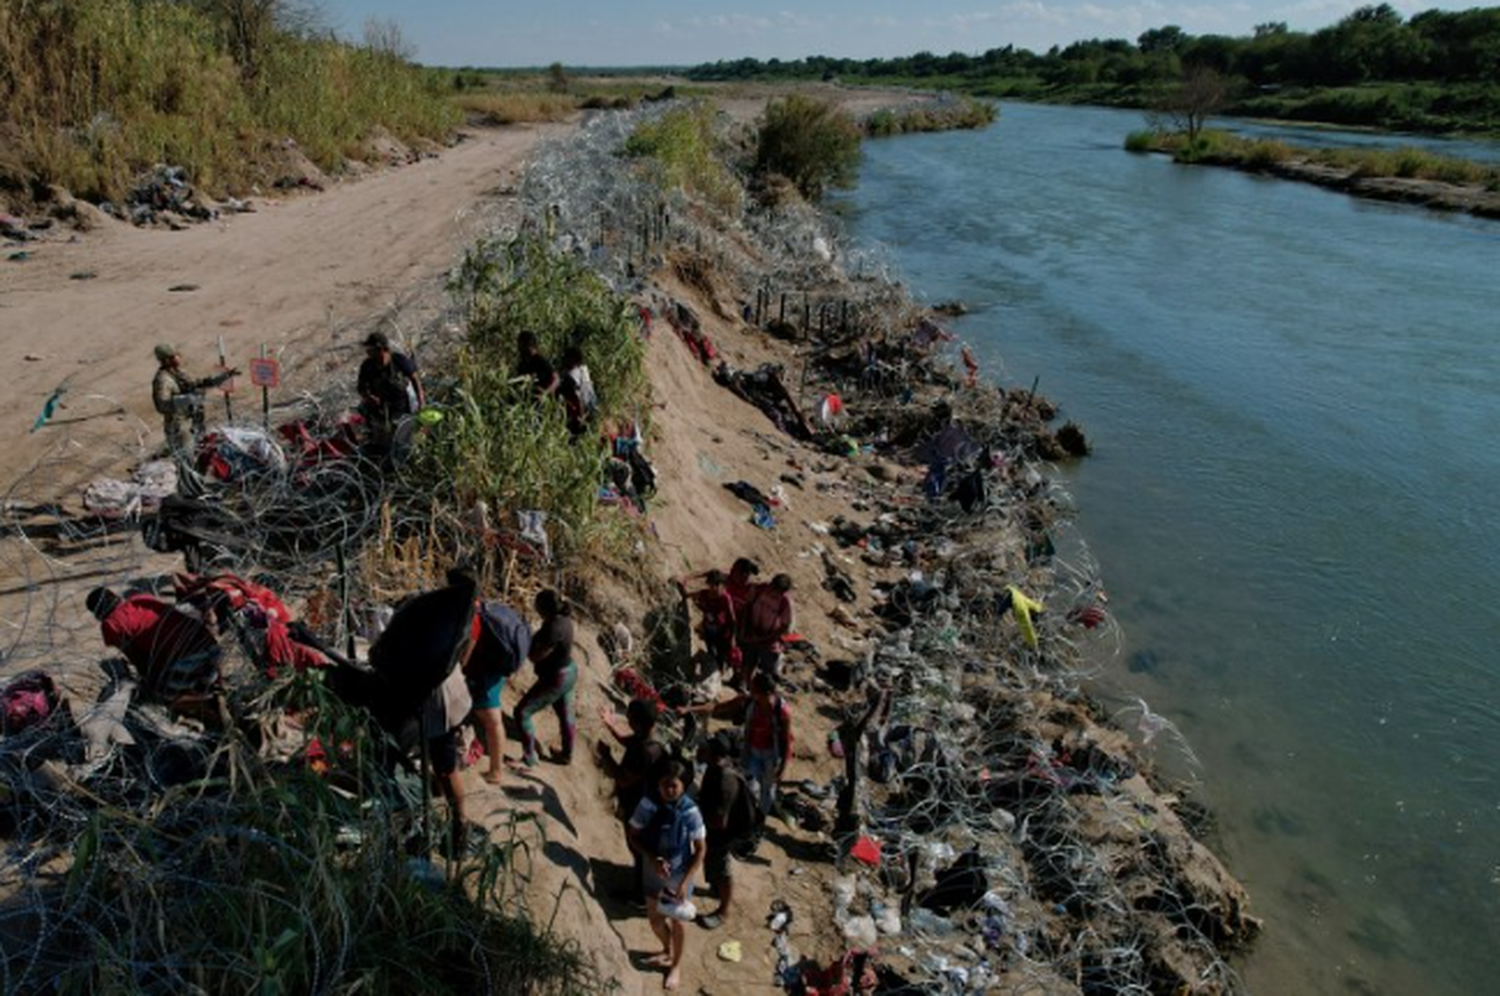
[153,365,206,455]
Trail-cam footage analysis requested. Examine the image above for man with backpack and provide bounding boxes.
[693,733,762,929]
[463,598,531,784]
[679,672,793,818]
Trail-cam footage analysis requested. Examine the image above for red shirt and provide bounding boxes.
[741,585,792,650]
[101,595,218,685]
[745,694,793,754]
[692,588,735,635]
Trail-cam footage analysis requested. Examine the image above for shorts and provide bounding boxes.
[467,671,507,710]
[705,834,736,885]
[643,863,697,902]
[427,728,461,776]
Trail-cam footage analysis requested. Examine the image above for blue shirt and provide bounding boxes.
[629,795,706,876]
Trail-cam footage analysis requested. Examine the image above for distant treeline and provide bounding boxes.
[686,5,1500,134]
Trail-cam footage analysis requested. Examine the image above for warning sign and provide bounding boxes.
[249,357,281,389]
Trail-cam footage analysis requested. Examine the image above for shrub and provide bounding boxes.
[623,103,741,213]
[1124,129,1158,152]
[754,93,861,201]
[413,237,649,557]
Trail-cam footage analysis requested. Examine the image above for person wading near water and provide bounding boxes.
[514,589,577,767]
[357,331,423,448]
[629,759,707,991]
[151,344,236,456]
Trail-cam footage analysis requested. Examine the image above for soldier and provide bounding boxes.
[151,344,235,456]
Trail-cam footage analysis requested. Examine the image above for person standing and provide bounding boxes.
[629,759,707,992]
[357,331,423,445]
[151,344,236,456]
[513,589,577,766]
[679,673,793,820]
[694,733,753,929]
[739,573,794,680]
[598,697,666,905]
[516,330,560,397]
[463,598,531,784]
[675,569,736,676]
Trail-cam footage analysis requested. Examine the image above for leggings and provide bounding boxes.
[515,661,578,763]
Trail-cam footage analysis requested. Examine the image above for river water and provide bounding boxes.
[838,102,1500,996]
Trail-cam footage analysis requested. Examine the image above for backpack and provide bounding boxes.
[724,767,765,857]
[1,670,60,736]
[475,601,530,679]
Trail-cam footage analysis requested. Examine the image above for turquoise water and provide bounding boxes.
[839,102,1500,996]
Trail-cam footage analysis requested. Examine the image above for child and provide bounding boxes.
[629,760,707,991]
[676,569,736,675]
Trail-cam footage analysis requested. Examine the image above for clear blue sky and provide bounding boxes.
[317,1,1469,67]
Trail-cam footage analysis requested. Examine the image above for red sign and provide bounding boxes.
[249,357,281,389]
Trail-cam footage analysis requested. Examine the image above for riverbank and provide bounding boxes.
[1127,129,1500,219]
[1,92,1256,994]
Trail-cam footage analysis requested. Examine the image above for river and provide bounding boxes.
[837,102,1500,996]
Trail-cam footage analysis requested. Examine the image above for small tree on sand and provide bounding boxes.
[547,62,569,93]
[754,93,861,201]
[1160,65,1227,143]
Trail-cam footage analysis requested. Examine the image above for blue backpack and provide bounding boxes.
[475,601,531,678]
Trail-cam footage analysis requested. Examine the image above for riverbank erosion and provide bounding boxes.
[0,94,1256,994]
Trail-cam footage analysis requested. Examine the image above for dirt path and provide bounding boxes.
[0,122,568,493]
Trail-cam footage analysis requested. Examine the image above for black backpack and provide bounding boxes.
[724,767,765,857]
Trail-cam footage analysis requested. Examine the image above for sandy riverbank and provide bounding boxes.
[1,90,1256,994]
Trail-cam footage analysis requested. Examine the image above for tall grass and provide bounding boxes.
[15,676,600,995]
[864,96,997,137]
[408,236,649,558]
[452,92,578,125]
[623,103,742,213]
[0,0,458,204]
[1124,126,1498,188]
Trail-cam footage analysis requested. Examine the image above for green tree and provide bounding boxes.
[547,61,568,92]
[1162,65,1227,142]
[754,93,861,201]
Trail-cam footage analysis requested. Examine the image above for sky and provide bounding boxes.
[317,1,1474,67]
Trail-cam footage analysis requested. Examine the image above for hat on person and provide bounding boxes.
[363,331,390,349]
[153,343,179,362]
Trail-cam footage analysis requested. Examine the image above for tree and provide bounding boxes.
[1138,25,1186,54]
[754,94,861,201]
[1162,65,1227,142]
[547,61,568,93]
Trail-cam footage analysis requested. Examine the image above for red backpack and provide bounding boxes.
[1,670,60,736]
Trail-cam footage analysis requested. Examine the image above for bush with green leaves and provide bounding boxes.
[623,102,742,213]
[754,93,862,201]
[409,236,648,557]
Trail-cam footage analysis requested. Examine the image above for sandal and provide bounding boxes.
[697,913,723,930]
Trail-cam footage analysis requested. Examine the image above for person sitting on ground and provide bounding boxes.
[514,589,577,767]
[629,759,707,991]
[739,573,794,680]
[558,344,598,437]
[516,330,560,398]
[674,569,736,676]
[357,331,423,446]
[694,733,755,929]
[151,344,237,456]
[462,597,532,784]
[86,586,222,707]
[424,660,473,859]
[598,697,666,905]
[679,672,792,819]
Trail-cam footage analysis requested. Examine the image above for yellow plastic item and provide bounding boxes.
[1006,584,1045,649]
[717,940,743,963]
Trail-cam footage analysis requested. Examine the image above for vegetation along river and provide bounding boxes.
[838,101,1500,996]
